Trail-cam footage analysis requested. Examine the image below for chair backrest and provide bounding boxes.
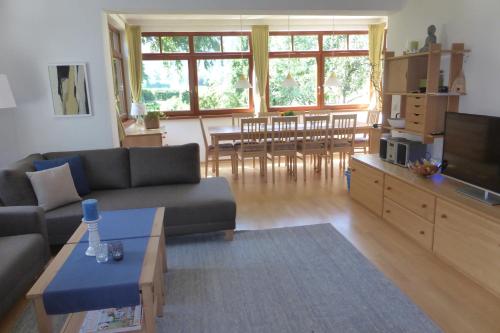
[307,110,332,117]
[366,111,380,126]
[240,117,268,152]
[331,114,357,144]
[232,113,253,127]
[303,115,330,147]
[198,116,209,149]
[259,111,281,121]
[271,116,298,149]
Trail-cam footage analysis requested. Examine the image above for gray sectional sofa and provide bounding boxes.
[0,143,237,245]
[0,206,50,319]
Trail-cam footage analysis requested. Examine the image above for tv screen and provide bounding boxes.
[442,113,500,195]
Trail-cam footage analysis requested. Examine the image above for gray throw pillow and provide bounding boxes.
[26,163,81,211]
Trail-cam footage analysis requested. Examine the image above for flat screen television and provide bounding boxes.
[442,112,500,204]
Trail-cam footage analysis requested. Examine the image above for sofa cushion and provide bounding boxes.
[44,148,130,190]
[34,155,91,196]
[0,154,44,206]
[45,177,236,244]
[129,144,200,187]
[26,164,82,211]
[0,234,47,318]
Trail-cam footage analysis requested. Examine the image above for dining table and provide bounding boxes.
[208,122,372,176]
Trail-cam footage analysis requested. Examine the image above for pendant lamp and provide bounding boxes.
[282,16,298,88]
[324,15,339,88]
[235,15,252,89]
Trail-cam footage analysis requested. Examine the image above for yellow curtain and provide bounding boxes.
[368,23,385,111]
[251,25,269,114]
[126,25,142,103]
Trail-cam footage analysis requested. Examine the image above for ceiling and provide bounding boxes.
[118,14,387,32]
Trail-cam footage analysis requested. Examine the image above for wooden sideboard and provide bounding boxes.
[122,124,166,148]
[350,154,500,298]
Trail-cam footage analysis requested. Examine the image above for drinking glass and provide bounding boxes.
[96,242,109,263]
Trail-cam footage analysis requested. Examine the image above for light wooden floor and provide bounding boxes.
[2,158,500,333]
[219,158,500,333]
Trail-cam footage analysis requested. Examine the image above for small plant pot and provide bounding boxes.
[144,116,160,129]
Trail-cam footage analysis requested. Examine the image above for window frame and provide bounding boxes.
[267,30,369,112]
[141,32,254,117]
[109,25,129,120]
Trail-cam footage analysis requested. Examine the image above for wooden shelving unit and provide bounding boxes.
[381,43,469,143]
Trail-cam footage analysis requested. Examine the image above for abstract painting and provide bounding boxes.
[48,63,91,116]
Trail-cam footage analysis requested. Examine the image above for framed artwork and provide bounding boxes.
[48,63,92,116]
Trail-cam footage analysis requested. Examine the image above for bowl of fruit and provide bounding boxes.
[407,159,441,178]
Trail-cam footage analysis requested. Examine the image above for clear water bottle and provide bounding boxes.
[96,243,109,263]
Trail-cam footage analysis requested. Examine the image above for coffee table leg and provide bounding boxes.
[142,285,156,333]
[161,232,167,273]
[33,298,52,333]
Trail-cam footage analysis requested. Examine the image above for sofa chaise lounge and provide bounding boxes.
[0,144,236,245]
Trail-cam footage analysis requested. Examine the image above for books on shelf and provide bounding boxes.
[80,306,142,333]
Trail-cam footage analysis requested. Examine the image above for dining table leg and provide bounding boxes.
[213,135,220,177]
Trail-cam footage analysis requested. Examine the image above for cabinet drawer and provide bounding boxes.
[407,96,426,108]
[384,176,435,221]
[351,159,384,186]
[406,119,425,133]
[383,198,434,250]
[434,199,500,297]
[350,160,384,216]
[406,111,426,123]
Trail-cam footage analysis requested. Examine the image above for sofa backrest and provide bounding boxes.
[0,154,44,206]
[129,144,200,187]
[44,148,131,191]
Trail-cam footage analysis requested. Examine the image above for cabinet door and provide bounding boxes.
[350,160,384,216]
[386,59,408,93]
[434,198,500,297]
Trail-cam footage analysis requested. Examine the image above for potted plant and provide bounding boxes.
[144,111,161,129]
[282,111,295,117]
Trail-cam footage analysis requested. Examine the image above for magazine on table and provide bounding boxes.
[79,306,142,333]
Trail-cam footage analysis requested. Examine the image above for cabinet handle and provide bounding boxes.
[413,105,421,108]
[387,186,392,190]
[419,230,425,235]
[374,180,379,184]
[351,168,356,172]
[441,214,447,219]
[385,210,391,214]
[421,204,427,208]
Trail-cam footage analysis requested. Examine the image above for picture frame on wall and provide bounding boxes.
[48,63,92,117]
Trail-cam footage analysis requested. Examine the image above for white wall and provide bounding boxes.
[0,0,404,168]
[386,0,500,159]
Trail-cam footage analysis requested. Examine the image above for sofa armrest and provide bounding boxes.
[0,206,49,242]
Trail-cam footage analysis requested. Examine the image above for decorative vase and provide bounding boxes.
[144,116,160,129]
[451,70,466,94]
[84,216,101,256]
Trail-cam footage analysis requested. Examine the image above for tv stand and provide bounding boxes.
[350,154,500,299]
[457,185,500,206]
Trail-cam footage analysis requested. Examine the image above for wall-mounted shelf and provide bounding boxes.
[381,43,468,144]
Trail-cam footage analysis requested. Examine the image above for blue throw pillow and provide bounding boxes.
[34,155,91,196]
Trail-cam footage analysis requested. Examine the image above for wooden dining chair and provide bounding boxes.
[231,112,253,127]
[199,116,237,178]
[298,115,330,181]
[268,116,298,183]
[330,114,357,176]
[259,111,281,120]
[237,117,268,183]
[354,111,380,153]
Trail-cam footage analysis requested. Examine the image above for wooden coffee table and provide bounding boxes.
[27,207,167,333]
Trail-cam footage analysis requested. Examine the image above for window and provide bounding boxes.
[269,57,317,107]
[324,56,370,105]
[268,31,370,111]
[142,60,191,112]
[109,26,129,119]
[141,33,253,115]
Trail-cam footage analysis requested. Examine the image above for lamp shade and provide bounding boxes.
[0,74,16,109]
[235,74,252,89]
[130,102,146,116]
[282,72,298,88]
[324,72,339,87]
